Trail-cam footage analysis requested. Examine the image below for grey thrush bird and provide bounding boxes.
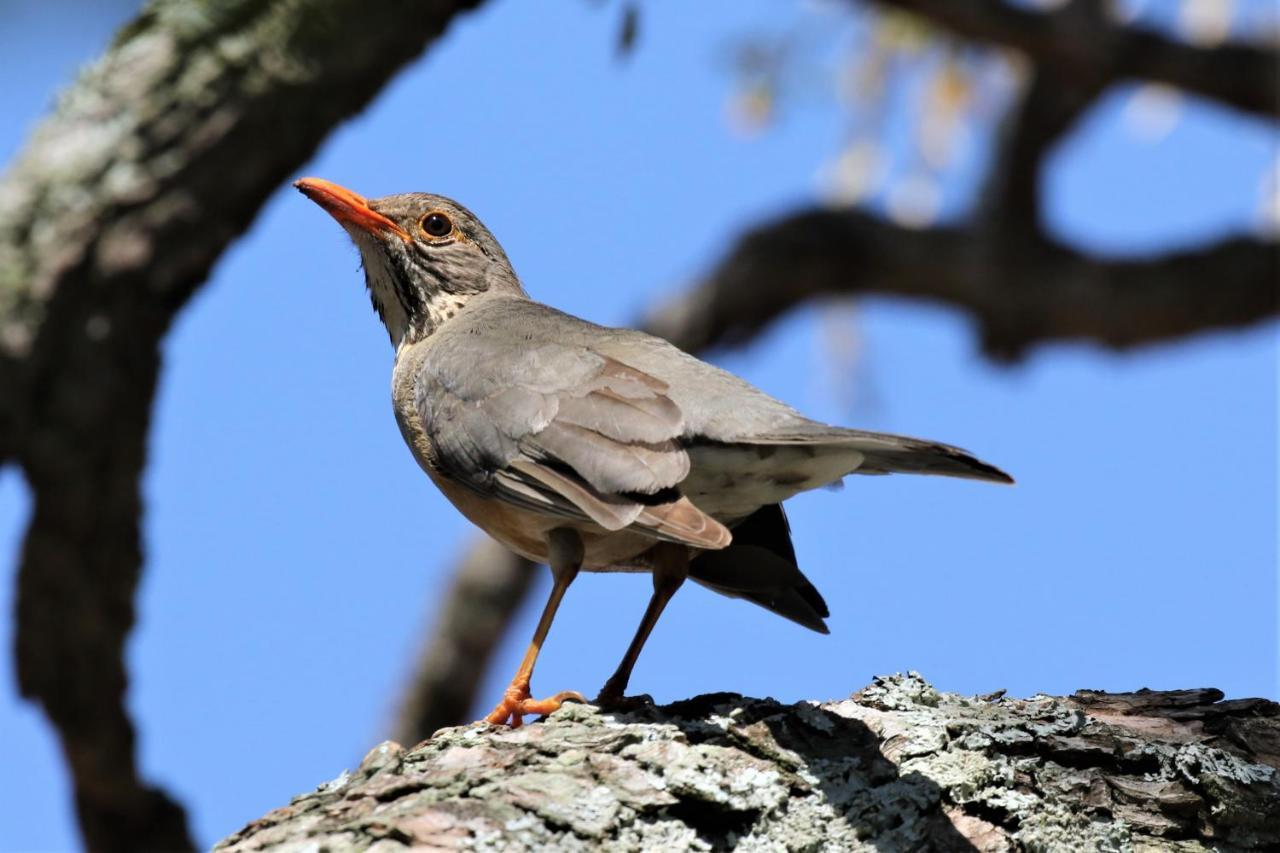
[295,177,1012,727]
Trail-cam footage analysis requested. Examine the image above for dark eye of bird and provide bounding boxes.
[421,212,452,238]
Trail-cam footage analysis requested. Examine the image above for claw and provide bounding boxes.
[484,683,586,728]
[594,689,653,712]
[594,674,655,713]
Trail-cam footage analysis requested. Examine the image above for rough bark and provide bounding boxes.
[0,1,484,849]
[220,674,1280,852]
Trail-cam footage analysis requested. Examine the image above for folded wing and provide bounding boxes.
[417,340,729,550]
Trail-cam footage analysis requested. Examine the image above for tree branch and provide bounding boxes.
[643,210,1279,360]
[220,675,1280,851]
[977,1,1107,236]
[0,1,485,848]
[17,350,185,851]
[874,0,1280,118]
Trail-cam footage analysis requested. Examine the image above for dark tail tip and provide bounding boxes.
[972,458,1015,485]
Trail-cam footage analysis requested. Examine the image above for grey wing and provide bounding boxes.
[421,298,1009,531]
[417,337,730,549]
[584,325,1013,519]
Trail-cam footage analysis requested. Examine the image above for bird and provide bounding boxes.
[294,177,1012,728]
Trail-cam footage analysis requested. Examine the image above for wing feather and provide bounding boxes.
[418,340,725,550]
[527,421,689,495]
[506,459,644,531]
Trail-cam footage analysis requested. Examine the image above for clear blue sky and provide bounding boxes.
[1,1,1276,849]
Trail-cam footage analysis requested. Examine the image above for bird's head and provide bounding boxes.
[295,177,523,347]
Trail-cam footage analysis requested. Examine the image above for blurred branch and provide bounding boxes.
[978,64,1098,238]
[643,0,1279,361]
[643,211,1278,360]
[0,1,484,849]
[977,2,1108,236]
[873,0,1280,118]
[392,539,536,745]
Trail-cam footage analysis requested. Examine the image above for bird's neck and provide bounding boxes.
[364,256,525,349]
[418,289,477,338]
[396,286,528,350]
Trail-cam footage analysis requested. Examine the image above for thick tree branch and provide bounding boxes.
[644,210,1279,360]
[17,343,186,851]
[874,0,1280,118]
[0,1,484,849]
[221,675,1280,851]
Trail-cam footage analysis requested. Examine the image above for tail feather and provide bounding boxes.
[744,426,1014,484]
[689,504,830,634]
[843,433,1013,483]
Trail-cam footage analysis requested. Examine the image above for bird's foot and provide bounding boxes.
[483,682,586,728]
[594,685,654,712]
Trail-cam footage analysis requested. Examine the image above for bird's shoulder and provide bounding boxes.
[404,295,681,464]
[412,296,615,401]
[413,294,813,441]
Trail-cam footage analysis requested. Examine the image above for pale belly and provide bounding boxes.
[427,468,661,571]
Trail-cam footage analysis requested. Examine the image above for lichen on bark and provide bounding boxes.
[218,674,1279,852]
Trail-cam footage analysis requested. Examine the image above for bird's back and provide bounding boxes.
[419,293,814,440]
[412,294,1008,526]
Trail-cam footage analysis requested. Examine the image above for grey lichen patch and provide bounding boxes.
[903,746,1010,804]
[1175,741,1274,787]
[1012,799,1134,853]
[217,676,1280,852]
[855,671,942,711]
[356,741,404,776]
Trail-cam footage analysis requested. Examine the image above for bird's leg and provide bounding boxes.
[484,529,586,728]
[596,544,689,709]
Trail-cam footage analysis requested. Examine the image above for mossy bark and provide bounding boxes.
[219,674,1279,852]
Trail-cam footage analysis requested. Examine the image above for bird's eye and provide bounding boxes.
[421,212,453,238]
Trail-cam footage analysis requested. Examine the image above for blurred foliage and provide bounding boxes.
[715,0,1278,414]
[725,0,1278,233]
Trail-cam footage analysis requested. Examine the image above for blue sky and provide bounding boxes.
[1,1,1276,849]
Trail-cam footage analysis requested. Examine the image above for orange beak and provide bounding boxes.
[294,177,410,241]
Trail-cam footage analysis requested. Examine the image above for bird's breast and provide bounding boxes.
[390,346,439,474]
[388,343,658,571]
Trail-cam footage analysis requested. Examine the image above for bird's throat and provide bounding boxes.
[420,291,472,338]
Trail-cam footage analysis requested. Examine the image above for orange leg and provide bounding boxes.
[596,544,689,707]
[484,530,585,728]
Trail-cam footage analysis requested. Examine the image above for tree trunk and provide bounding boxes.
[217,674,1278,851]
[1,2,484,847]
